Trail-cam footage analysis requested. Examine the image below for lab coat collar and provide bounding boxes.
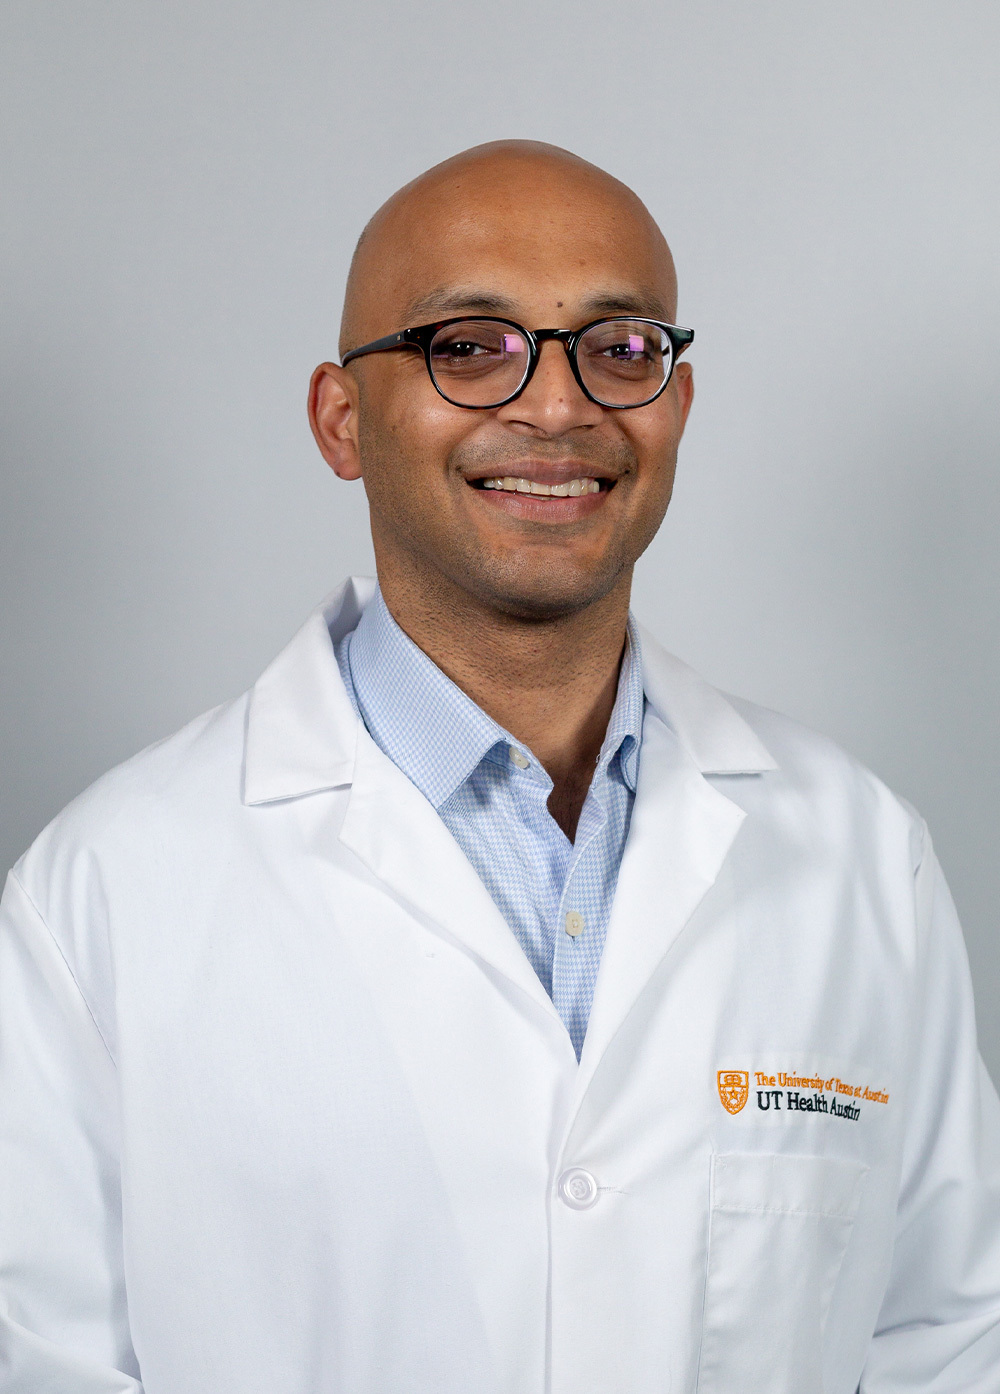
[635,621,777,776]
[243,576,375,805]
[243,576,777,806]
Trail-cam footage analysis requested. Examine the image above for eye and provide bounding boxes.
[599,332,653,362]
[577,321,667,383]
[431,326,507,362]
[439,338,490,359]
[615,333,648,359]
[429,322,528,380]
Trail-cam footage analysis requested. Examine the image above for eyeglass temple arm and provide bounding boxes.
[341,330,413,366]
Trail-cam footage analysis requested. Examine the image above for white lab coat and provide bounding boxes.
[1,576,999,1394]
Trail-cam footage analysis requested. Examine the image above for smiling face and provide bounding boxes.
[310,142,693,622]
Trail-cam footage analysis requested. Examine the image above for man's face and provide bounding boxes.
[313,157,693,621]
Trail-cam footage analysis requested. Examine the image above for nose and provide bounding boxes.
[495,339,605,436]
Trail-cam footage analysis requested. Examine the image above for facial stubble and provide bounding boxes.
[357,397,675,624]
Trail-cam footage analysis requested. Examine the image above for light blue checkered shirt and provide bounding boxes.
[335,587,645,1058]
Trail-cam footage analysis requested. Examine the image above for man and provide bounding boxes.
[1,141,998,1393]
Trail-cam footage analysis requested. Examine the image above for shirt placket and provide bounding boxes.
[552,770,612,1057]
[503,747,570,996]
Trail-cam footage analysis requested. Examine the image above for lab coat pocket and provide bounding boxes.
[696,1151,867,1394]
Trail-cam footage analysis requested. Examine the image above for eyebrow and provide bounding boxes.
[575,288,672,320]
[401,284,673,325]
[402,286,521,321]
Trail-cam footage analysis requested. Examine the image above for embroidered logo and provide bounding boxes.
[717,1070,750,1115]
[718,1067,890,1121]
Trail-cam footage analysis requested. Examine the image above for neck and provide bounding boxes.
[375,561,633,841]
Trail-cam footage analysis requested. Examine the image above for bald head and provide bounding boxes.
[310,139,694,633]
[339,141,678,358]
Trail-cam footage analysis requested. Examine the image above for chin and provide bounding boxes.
[462,555,627,622]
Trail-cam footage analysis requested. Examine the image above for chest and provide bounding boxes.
[110,805,913,1186]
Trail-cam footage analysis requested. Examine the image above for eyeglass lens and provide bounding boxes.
[427,319,672,408]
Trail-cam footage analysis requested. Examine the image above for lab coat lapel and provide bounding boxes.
[338,731,562,1026]
[579,710,746,1071]
[244,577,561,1028]
[578,630,776,1076]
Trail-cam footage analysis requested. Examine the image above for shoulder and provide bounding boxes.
[12,693,249,916]
[11,578,372,909]
[718,689,927,877]
[637,624,927,874]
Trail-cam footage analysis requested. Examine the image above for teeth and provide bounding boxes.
[480,477,601,495]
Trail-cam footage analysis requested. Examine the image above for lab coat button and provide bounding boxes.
[558,1167,599,1209]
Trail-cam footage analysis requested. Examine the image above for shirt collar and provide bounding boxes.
[242,576,778,809]
[603,629,643,792]
[343,585,645,811]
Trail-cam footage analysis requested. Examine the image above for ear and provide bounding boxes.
[673,360,694,429]
[308,362,363,480]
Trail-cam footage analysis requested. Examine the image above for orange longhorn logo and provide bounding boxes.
[718,1070,750,1114]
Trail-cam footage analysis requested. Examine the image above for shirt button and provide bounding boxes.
[564,910,585,937]
[558,1167,599,1210]
[508,746,530,770]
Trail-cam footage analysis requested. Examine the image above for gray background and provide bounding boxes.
[2,2,998,1078]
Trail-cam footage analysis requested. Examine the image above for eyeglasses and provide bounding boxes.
[341,315,694,410]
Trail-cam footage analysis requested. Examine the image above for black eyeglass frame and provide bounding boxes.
[340,315,695,410]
